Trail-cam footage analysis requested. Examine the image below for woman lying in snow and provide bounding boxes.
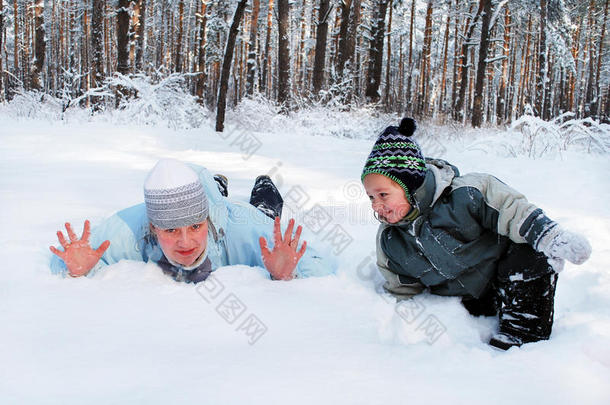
[361,118,592,350]
[50,158,335,283]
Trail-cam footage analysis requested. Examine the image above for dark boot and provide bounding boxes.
[490,244,558,350]
[214,174,229,197]
[461,286,498,317]
[249,175,283,219]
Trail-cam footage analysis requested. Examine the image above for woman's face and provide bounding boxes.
[363,173,412,224]
[152,221,209,266]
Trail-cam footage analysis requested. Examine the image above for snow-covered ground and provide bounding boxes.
[1,107,609,404]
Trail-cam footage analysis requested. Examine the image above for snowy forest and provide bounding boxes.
[1,0,609,127]
[2,2,610,403]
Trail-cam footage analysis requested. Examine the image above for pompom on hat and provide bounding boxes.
[144,159,209,229]
[361,118,427,203]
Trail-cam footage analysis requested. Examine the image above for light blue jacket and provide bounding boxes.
[50,165,336,280]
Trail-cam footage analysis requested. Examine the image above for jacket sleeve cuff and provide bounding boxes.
[519,208,559,249]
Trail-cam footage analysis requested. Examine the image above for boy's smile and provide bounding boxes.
[363,173,412,224]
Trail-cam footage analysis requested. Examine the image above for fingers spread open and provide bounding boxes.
[65,222,78,242]
[49,246,65,259]
[297,241,307,260]
[283,218,295,243]
[82,220,91,242]
[95,240,111,257]
[273,216,283,244]
[57,231,68,248]
[259,236,271,259]
[291,225,303,249]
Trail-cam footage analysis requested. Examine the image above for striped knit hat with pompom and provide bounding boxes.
[361,118,427,203]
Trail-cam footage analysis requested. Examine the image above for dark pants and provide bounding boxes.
[462,243,558,343]
[215,175,283,219]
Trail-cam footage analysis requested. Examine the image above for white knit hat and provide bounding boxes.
[144,159,209,229]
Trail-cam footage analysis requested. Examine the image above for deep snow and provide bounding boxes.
[1,111,609,404]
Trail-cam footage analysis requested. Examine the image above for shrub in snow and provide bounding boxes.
[107,73,209,129]
[509,112,610,157]
[0,73,210,130]
[227,94,398,140]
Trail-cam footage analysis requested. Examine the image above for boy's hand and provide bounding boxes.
[49,220,110,277]
[537,226,592,271]
[259,217,307,280]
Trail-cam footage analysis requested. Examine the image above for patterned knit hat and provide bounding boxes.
[144,159,209,229]
[361,118,427,203]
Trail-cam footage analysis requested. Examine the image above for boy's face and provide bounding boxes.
[152,220,209,266]
[363,173,412,224]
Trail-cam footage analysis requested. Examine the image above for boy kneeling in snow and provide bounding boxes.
[361,118,591,350]
[50,158,335,283]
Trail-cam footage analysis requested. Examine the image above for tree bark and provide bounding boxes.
[117,0,131,75]
[439,0,452,114]
[246,0,261,95]
[593,0,609,119]
[175,0,185,72]
[277,0,291,106]
[30,0,46,90]
[472,0,492,127]
[336,0,353,79]
[261,0,274,95]
[417,0,433,115]
[383,0,393,108]
[196,0,210,104]
[405,0,415,114]
[536,0,548,119]
[135,0,146,71]
[216,0,248,132]
[497,7,511,124]
[453,1,483,122]
[312,0,331,94]
[365,0,390,102]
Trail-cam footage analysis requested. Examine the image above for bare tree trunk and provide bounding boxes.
[453,1,483,122]
[405,0,415,114]
[346,0,361,102]
[135,0,146,71]
[216,0,248,132]
[593,0,609,119]
[417,0,433,115]
[277,0,291,106]
[312,0,331,94]
[13,0,19,79]
[116,0,131,75]
[30,0,46,90]
[584,0,597,118]
[175,0,185,72]
[536,0,548,119]
[497,6,510,124]
[365,0,389,102]
[472,0,492,127]
[383,0,393,108]
[439,0,452,114]
[261,0,274,95]
[336,0,352,79]
[196,0,209,104]
[246,0,261,95]
[91,0,105,87]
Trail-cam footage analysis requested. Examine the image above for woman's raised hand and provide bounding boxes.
[259,217,307,280]
[49,220,110,277]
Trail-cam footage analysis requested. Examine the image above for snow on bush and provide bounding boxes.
[0,73,210,129]
[227,93,397,140]
[1,85,609,158]
[508,112,610,157]
[107,73,209,129]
